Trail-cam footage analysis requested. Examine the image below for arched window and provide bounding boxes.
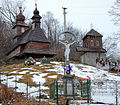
[90,40,94,46]
[96,41,99,46]
[21,27,24,33]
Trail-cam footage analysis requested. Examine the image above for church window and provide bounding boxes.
[21,27,24,33]
[96,41,99,46]
[90,40,94,46]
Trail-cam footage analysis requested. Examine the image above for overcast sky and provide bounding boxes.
[21,0,120,38]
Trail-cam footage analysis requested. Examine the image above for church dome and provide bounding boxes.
[33,8,39,15]
[31,4,42,19]
[16,13,25,22]
[16,7,25,22]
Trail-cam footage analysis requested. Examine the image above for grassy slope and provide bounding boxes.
[0,62,68,105]
[1,61,117,104]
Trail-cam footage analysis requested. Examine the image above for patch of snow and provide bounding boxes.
[29,86,49,97]
[10,71,18,73]
[48,75,57,78]
[19,70,30,74]
[52,62,64,74]
[45,69,56,71]
[16,83,26,93]
[33,73,48,85]
[40,66,51,68]
[29,72,39,75]
[35,62,41,65]
[51,61,62,64]
[92,94,116,104]
[21,67,33,70]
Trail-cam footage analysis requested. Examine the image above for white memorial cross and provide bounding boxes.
[59,31,76,64]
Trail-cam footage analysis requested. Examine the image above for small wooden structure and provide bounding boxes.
[7,5,55,60]
[76,29,106,66]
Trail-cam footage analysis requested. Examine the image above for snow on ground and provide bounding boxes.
[21,67,34,70]
[1,61,120,104]
[71,63,120,81]
[33,73,48,86]
[48,75,57,78]
[35,62,41,65]
[18,70,30,74]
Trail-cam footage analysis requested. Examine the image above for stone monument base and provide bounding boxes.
[63,75,75,97]
[65,61,69,65]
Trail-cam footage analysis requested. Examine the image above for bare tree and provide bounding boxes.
[52,19,60,47]
[0,0,26,62]
[42,11,61,47]
[109,0,120,24]
[109,0,120,42]
[103,35,120,61]
[0,17,13,62]
[108,0,120,62]
[42,12,54,39]
[66,22,86,45]
[0,0,26,26]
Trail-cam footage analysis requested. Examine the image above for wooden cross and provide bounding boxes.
[90,23,94,29]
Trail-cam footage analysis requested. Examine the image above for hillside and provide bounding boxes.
[0,61,120,105]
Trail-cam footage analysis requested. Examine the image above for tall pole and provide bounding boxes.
[63,7,67,75]
[63,7,67,32]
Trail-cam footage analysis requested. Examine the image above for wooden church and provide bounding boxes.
[76,29,106,66]
[7,5,55,59]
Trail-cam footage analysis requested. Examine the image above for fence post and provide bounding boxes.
[0,71,1,84]
[60,83,62,95]
[39,82,41,104]
[87,80,90,103]
[89,80,91,104]
[26,82,29,98]
[6,74,8,87]
[80,81,83,97]
[56,80,58,105]
[115,81,118,105]
[49,82,51,98]
[15,75,17,91]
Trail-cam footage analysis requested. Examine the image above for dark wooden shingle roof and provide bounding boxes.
[7,28,50,55]
[20,28,50,44]
[76,46,106,53]
[83,29,103,40]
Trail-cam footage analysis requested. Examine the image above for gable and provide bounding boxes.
[83,29,103,40]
